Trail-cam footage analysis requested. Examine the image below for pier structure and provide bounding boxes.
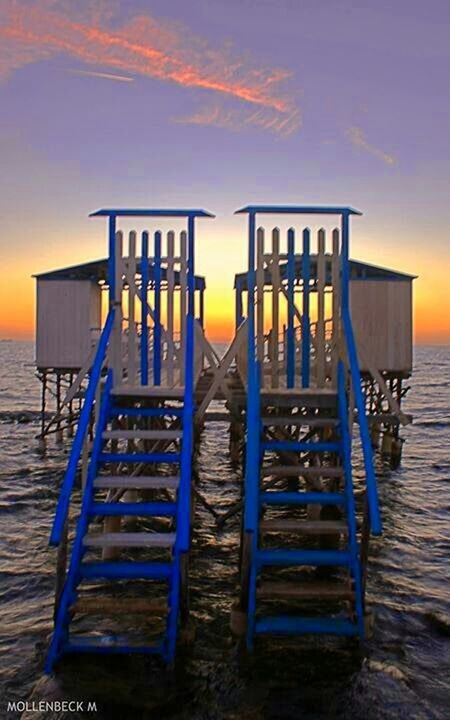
[41,203,415,667]
[45,208,214,670]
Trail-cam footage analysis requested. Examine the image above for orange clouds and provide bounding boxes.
[0,0,298,134]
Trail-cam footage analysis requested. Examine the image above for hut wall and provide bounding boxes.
[349,280,413,373]
[36,279,102,369]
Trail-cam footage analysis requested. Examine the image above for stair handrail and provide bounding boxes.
[341,305,382,536]
[49,307,116,547]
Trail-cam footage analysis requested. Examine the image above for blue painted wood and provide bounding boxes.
[108,215,116,304]
[287,227,295,388]
[338,360,365,638]
[65,640,165,655]
[153,230,162,386]
[260,491,345,506]
[262,440,340,453]
[255,616,358,636]
[235,206,362,216]
[46,373,113,671]
[89,501,177,516]
[80,561,173,580]
[301,228,311,388]
[256,549,351,566]
[90,209,215,218]
[141,231,149,385]
[49,311,115,547]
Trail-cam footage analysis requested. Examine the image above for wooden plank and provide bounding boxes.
[94,475,180,489]
[127,231,137,385]
[102,429,182,440]
[270,227,280,388]
[261,465,343,478]
[256,227,265,362]
[331,228,340,384]
[73,597,167,616]
[260,519,348,535]
[111,231,124,383]
[257,581,352,600]
[84,532,175,548]
[112,385,184,399]
[316,229,326,386]
[261,415,339,427]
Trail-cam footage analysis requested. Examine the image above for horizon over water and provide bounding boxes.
[0,341,449,719]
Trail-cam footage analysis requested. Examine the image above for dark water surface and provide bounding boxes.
[0,341,449,719]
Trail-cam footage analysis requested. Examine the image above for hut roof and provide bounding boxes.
[34,258,206,291]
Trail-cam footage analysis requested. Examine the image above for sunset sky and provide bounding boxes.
[0,0,449,343]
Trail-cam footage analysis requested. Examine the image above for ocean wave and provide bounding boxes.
[0,410,51,425]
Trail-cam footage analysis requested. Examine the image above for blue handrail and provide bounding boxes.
[342,306,382,536]
[49,307,116,547]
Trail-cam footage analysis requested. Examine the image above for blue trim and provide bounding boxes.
[235,205,362,216]
[153,230,162,386]
[49,310,115,547]
[301,228,311,388]
[140,231,149,385]
[287,228,295,388]
[255,617,358,636]
[90,209,215,218]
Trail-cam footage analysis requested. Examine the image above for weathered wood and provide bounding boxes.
[256,227,265,362]
[270,227,280,388]
[257,581,352,600]
[166,230,175,385]
[72,597,167,616]
[331,228,340,384]
[179,230,187,384]
[317,229,326,386]
[127,231,137,385]
[261,415,339,428]
[260,519,347,535]
[84,532,175,548]
[94,475,180,489]
[261,465,343,478]
[102,429,182,440]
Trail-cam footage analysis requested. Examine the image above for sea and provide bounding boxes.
[0,341,449,719]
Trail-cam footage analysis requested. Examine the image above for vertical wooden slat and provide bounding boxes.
[286,227,295,388]
[256,227,265,363]
[111,230,123,383]
[179,230,187,385]
[271,227,280,388]
[331,228,340,384]
[127,231,137,385]
[141,231,149,385]
[167,230,175,386]
[317,228,326,387]
[301,228,311,388]
[153,230,162,386]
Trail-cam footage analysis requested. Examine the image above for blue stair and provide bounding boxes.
[243,369,366,649]
[45,382,193,670]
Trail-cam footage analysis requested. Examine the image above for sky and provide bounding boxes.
[0,0,449,343]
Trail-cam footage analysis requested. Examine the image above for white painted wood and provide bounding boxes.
[84,532,176,548]
[127,231,137,385]
[110,231,124,383]
[256,227,265,362]
[94,475,180,490]
[102,429,182,440]
[36,280,101,368]
[331,228,340,384]
[316,230,326,386]
[350,280,413,372]
[270,227,280,388]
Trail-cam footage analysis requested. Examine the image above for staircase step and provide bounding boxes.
[260,519,348,535]
[260,491,345,506]
[89,501,177,517]
[257,580,353,600]
[72,597,167,615]
[79,561,172,581]
[103,429,182,441]
[93,475,180,490]
[112,386,185,399]
[99,452,181,464]
[84,532,176,548]
[262,465,343,478]
[255,616,359,636]
[261,389,337,409]
[262,416,339,428]
[111,407,183,418]
[256,549,351,567]
[262,441,340,453]
[65,636,164,654]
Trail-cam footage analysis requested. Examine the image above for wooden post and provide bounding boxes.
[55,372,63,443]
[256,227,265,364]
[331,228,340,385]
[317,229,326,387]
[286,227,295,388]
[111,231,123,385]
[271,227,280,388]
[127,231,137,385]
